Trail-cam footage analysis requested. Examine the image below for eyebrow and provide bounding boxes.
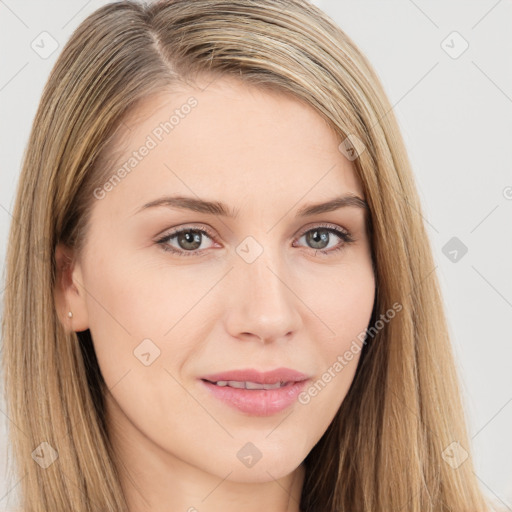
[133,194,368,218]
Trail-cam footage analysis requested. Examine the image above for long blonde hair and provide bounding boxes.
[1,1,490,510]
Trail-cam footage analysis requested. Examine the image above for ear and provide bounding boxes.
[54,242,89,332]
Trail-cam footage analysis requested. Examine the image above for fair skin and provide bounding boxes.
[55,76,375,512]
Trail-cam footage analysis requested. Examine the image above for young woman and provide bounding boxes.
[1,0,492,510]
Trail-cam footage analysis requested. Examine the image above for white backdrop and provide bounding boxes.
[1,1,511,510]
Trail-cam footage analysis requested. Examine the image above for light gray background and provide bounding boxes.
[1,1,511,510]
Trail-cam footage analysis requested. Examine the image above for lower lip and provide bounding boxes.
[199,379,310,416]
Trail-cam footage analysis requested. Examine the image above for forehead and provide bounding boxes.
[96,76,365,217]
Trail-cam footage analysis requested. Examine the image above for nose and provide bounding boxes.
[223,248,303,344]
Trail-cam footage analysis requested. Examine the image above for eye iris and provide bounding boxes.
[306,229,330,249]
[177,230,202,250]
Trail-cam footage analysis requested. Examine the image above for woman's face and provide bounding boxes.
[58,76,375,495]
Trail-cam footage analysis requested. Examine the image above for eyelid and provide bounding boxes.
[156,223,217,241]
[294,221,351,239]
[157,222,351,241]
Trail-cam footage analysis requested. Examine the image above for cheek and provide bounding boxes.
[80,256,199,431]
[330,275,374,369]
[304,256,376,342]
[295,260,375,413]
[80,247,219,393]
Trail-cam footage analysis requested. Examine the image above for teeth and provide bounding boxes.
[244,381,283,390]
[212,380,289,390]
[227,380,246,389]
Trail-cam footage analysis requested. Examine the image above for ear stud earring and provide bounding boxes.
[67,311,73,318]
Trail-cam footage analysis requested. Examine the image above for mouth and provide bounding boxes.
[201,379,294,390]
[199,367,309,386]
[198,368,311,416]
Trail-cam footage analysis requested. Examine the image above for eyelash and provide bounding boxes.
[155,223,355,258]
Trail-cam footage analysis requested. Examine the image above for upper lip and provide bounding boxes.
[200,367,310,385]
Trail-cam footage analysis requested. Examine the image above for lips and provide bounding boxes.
[198,367,311,416]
